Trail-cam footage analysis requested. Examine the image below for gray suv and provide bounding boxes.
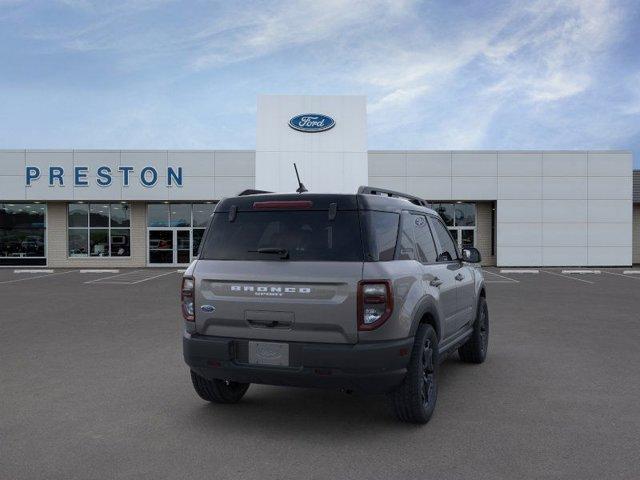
[182,187,488,423]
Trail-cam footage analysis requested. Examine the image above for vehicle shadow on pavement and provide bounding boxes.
[180,356,468,434]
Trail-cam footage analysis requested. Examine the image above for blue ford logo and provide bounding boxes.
[289,114,335,133]
[200,305,215,312]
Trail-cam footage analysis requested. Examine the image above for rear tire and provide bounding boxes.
[190,370,250,404]
[389,324,438,424]
[458,297,489,364]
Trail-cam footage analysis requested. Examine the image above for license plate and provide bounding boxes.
[248,341,289,367]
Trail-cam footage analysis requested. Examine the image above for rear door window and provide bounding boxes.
[361,211,399,261]
[396,213,416,260]
[428,216,459,262]
[412,214,438,263]
[199,211,363,261]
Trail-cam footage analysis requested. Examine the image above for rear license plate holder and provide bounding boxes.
[248,341,290,367]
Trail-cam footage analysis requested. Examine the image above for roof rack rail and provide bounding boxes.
[357,186,429,207]
[238,189,272,196]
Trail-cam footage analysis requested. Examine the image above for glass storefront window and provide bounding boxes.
[68,203,88,227]
[68,203,130,258]
[68,230,89,257]
[170,204,191,227]
[192,203,215,227]
[454,203,476,226]
[90,229,109,256]
[147,204,169,227]
[429,202,476,250]
[432,203,454,226]
[0,203,47,264]
[89,204,109,227]
[110,229,130,256]
[110,203,130,227]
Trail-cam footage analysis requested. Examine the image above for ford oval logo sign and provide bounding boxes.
[288,114,335,133]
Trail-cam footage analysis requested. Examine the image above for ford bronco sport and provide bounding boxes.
[182,187,488,423]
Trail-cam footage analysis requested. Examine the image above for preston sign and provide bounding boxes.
[288,114,335,133]
[24,165,184,188]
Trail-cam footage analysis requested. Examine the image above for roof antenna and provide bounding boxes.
[293,163,308,193]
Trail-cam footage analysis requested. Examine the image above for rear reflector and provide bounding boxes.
[253,200,313,209]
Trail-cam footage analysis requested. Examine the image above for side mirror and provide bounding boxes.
[461,247,481,264]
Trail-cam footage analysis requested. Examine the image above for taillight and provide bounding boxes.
[357,280,393,331]
[181,276,195,321]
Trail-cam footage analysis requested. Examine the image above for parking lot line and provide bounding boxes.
[542,270,594,284]
[500,269,539,274]
[483,270,519,283]
[79,269,120,274]
[603,271,640,281]
[84,269,145,284]
[0,270,77,285]
[14,269,54,274]
[129,270,179,284]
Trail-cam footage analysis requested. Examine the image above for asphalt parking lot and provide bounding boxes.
[1,267,640,480]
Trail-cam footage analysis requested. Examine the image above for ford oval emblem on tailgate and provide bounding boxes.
[200,305,215,312]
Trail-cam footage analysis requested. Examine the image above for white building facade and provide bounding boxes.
[0,95,636,267]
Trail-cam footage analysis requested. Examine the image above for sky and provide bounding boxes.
[1,0,639,167]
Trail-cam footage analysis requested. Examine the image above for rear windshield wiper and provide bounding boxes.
[248,247,290,259]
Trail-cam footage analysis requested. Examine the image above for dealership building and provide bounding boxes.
[0,95,638,268]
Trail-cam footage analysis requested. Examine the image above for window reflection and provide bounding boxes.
[0,203,47,259]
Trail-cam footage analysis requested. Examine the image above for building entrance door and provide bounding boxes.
[148,229,192,265]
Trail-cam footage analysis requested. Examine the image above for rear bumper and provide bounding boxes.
[183,332,413,394]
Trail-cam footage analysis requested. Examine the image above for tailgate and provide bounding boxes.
[194,260,363,344]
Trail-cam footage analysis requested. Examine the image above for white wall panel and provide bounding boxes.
[168,177,216,200]
[215,151,254,177]
[452,152,497,177]
[542,223,587,246]
[587,223,632,247]
[407,152,451,176]
[588,246,631,266]
[121,178,169,201]
[120,151,168,171]
[74,151,122,174]
[498,246,542,266]
[451,177,497,199]
[73,177,122,201]
[26,180,74,200]
[256,95,367,193]
[214,177,254,198]
[543,246,588,266]
[497,152,542,176]
[497,200,542,223]
[406,177,451,199]
[497,223,542,246]
[588,199,633,223]
[368,176,407,192]
[542,152,587,176]
[543,177,587,199]
[498,177,542,199]
[0,176,26,199]
[587,176,632,200]
[368,152,406,177]
[588,152,631,176]
[0,151,25,176]
[543,200,587,223]
[168,151,215,177]
[26,150,74,172]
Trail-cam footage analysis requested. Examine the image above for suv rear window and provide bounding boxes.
[199,211,364,261]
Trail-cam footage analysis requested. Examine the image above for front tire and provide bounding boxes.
[389,324,438,424]
[190,370,250,404]
[458,297,489,364]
